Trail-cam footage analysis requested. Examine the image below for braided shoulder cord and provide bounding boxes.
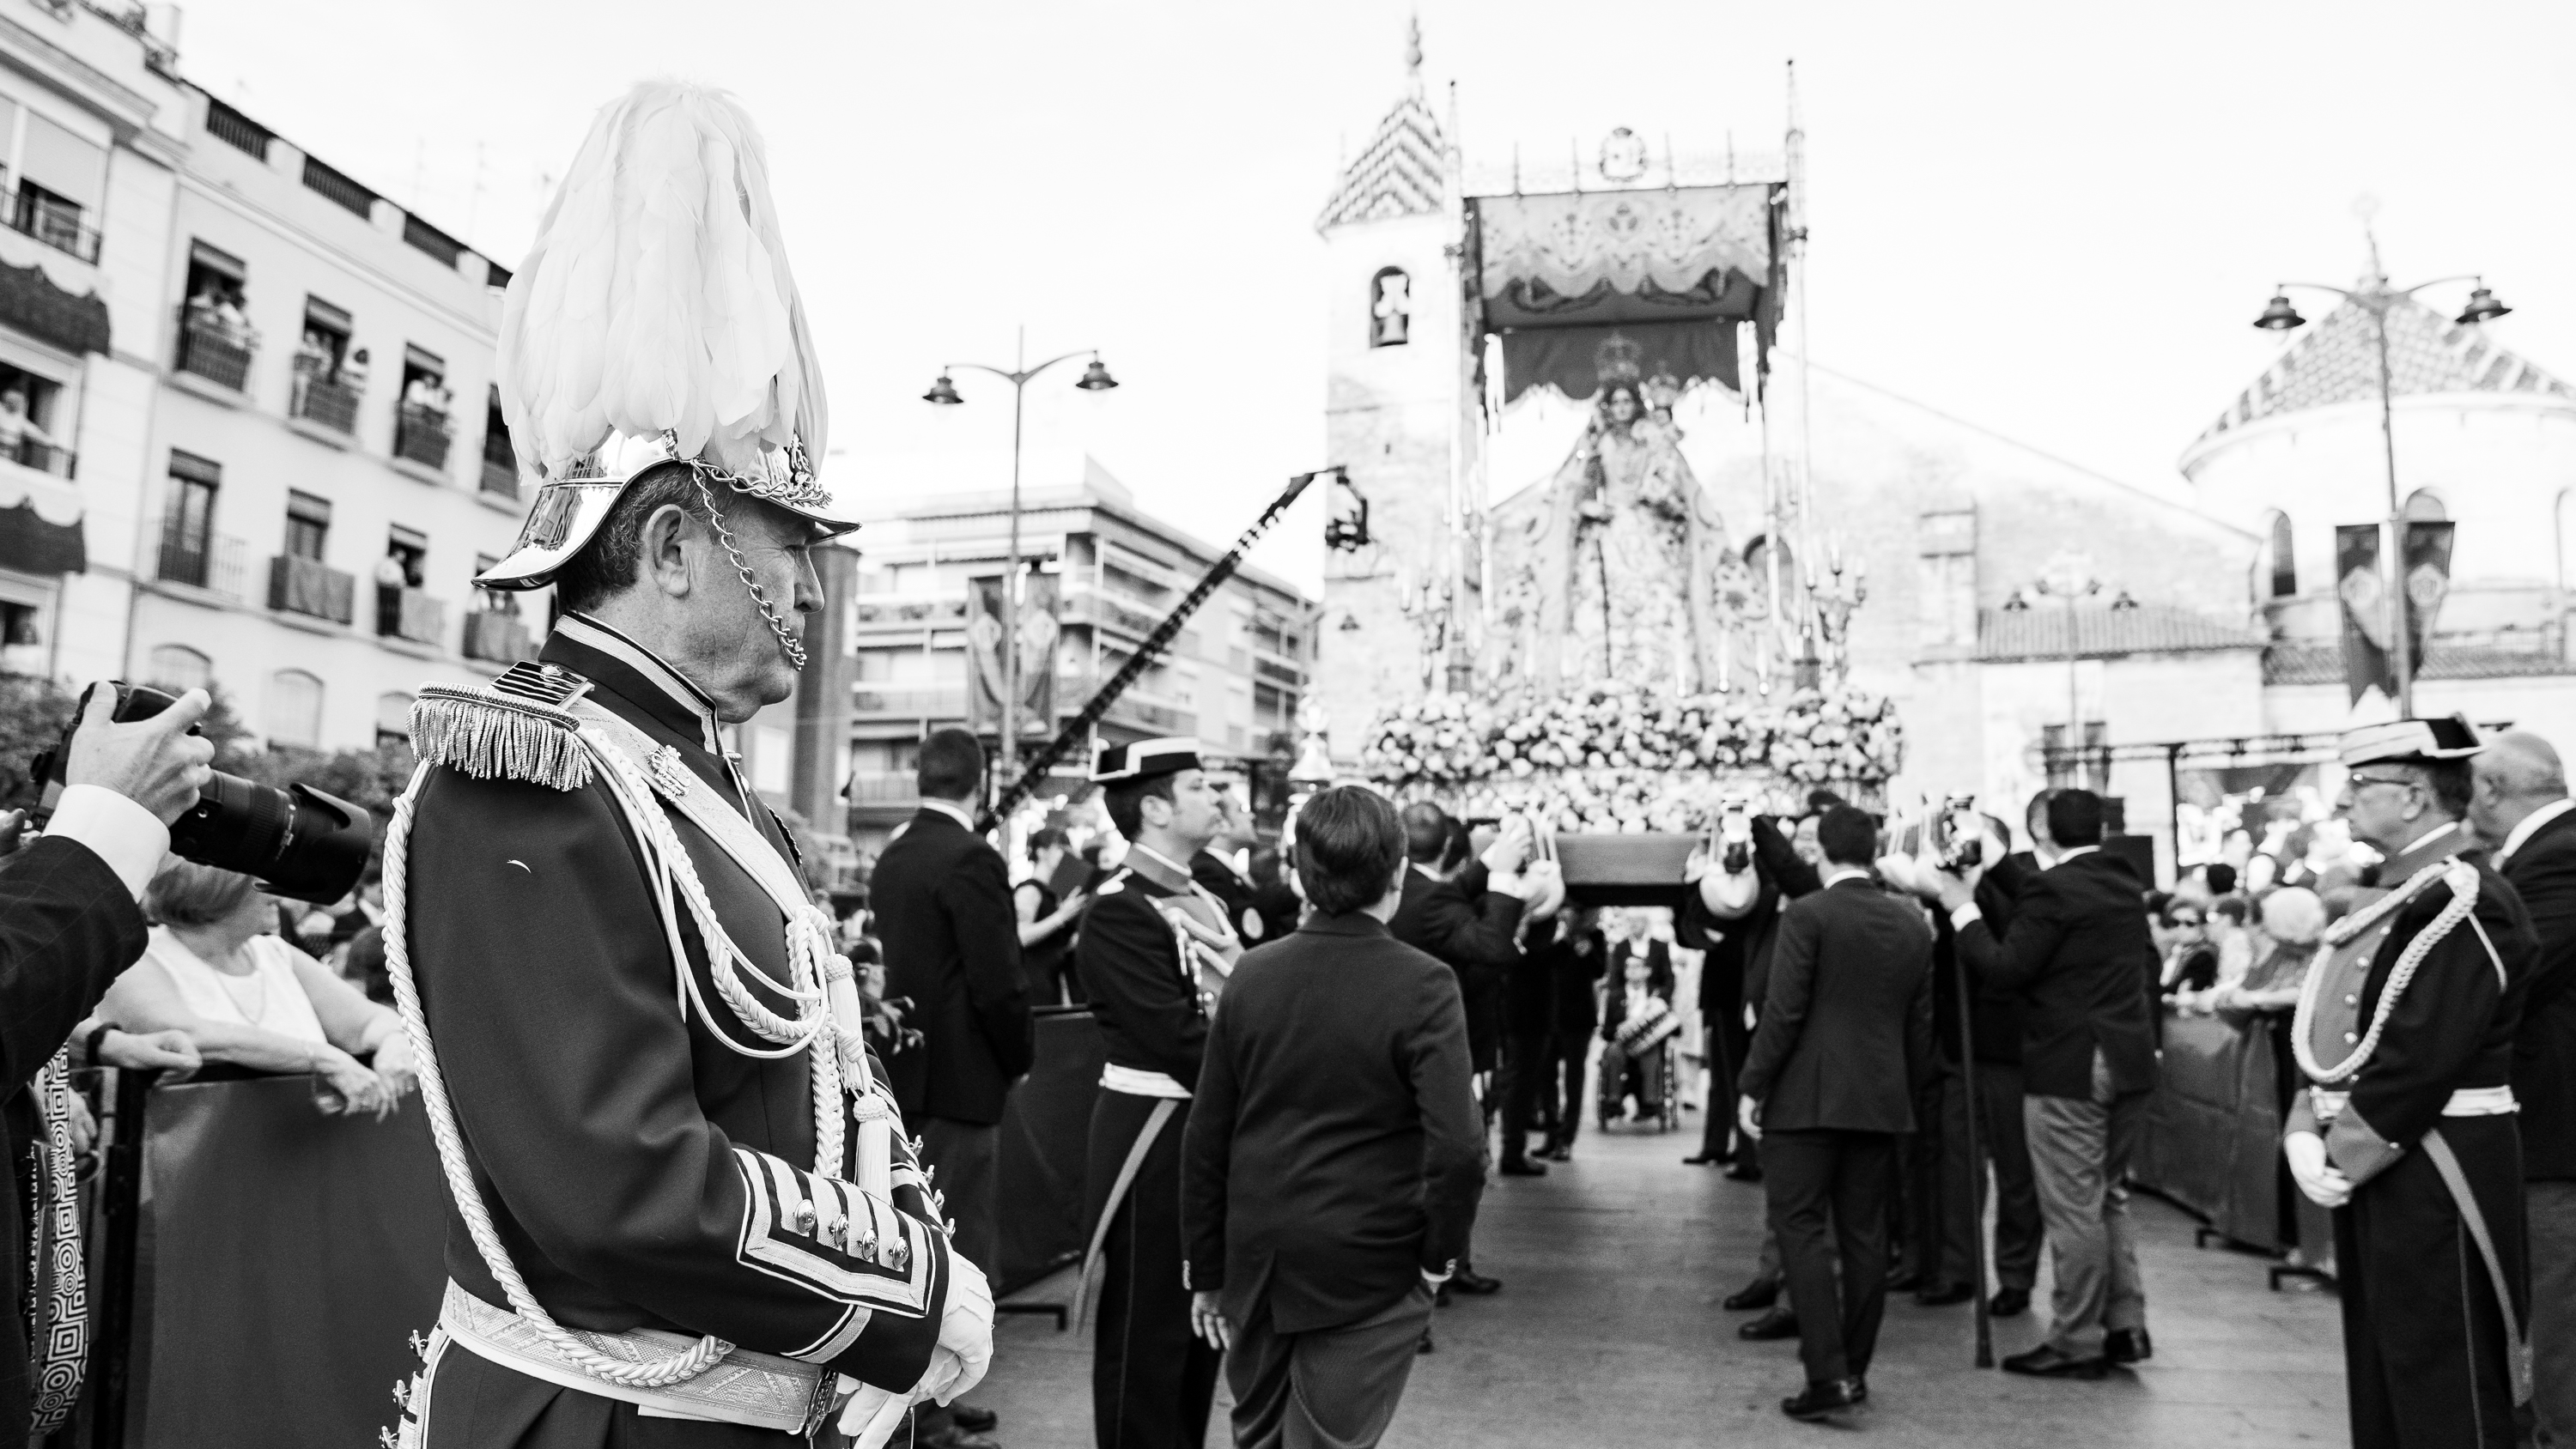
[382,768,733,1388]
[2293,858,2479,1085]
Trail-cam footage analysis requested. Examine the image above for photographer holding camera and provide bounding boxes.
[0,683,215,1437]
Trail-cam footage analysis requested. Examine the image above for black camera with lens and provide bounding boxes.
[29,682,375,904]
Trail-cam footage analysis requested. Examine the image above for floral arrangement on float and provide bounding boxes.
[1359,683,1904,834]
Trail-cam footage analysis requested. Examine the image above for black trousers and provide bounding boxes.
[1697,1011,1750,1163]
[914,1117,1000,1436]
[1498,1029,1552,1164]
[2336,1117,2524,1449]
[1762,1129,1895,1385]
[1973,1062,2044,1292]
[1903,1067,1978,1289]
[1227,1285,1435,1449]
[1542,1034,1586,1148]
[1086,1092,1222,1449]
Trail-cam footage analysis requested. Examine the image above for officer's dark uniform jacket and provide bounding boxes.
[1080,864,1209,1097]
[406,615,949,1397]
[2284,820,2537,1448]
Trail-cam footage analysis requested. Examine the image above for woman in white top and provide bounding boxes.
[101,859,416,1119]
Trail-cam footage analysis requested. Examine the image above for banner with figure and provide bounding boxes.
[2336,524,2393,705]
[968,572,1060,737]
[2403,519,2456,668]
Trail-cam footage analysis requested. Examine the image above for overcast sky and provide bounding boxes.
[178,0,2576,592]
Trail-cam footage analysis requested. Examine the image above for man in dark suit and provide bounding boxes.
[1737,806,1936,1421]
[1502,906,1601,1170]
[0,685,213,1440]
[2470,729,2576,1446]
[871,727,1032,1448]
[1182,785,1483,1449]
[1941,787,2160,1379]
[1190,791,1263,943]
[1389,803,1539,1293]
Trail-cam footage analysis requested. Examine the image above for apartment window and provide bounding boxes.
[301,155,375,218]
[285,491,331,561]
[266,670,323,749]
[203,98,271,161]
[158,452,220,586]
[402,214,464,267]
[0,106,105,262]
[2266,512,2296,599]
[178,242,254,389]
[395,345,453,468]
[0,360,66,475]
[854,648,899,682]
[384,526,427,588]
[472,552,519,615]
[480,386,517,497]
[0,600,40,676]
[144,644,210,694]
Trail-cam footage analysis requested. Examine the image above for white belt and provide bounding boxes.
[1100,1063,1191,1099]
[437,1281,834,1434]
[2310,1085,2517,1124]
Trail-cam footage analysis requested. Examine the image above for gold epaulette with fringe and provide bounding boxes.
[409,661,597,791]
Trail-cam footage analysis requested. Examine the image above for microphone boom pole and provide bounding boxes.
[978,467,1337,832]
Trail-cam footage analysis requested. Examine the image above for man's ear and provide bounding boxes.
[639,503,697,599]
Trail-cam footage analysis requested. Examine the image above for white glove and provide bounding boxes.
[835,1246,998,1445]
[2283,1131,2352,1209]
[836,1378,909,1449]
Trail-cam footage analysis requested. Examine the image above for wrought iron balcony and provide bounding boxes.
[0,435,73,478]
[393,404,452,470]
[461,610,533,663]
[175,317,252,391]
[155,526,249,601]
[291,376,360,433]
[850,685,968,719]
[3,191,100,264]
[268,554,355,624]
[480,430,519,499]
[376,584,445,645]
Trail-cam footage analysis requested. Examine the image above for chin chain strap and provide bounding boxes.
[685,460,807,672]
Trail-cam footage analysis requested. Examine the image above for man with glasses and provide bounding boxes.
[2285,718,2536,1449]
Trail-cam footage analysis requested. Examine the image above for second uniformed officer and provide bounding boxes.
[2286,718,2537,1449]
[1075,739,1242,1449]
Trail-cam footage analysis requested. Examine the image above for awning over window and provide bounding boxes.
[1469,182,1784,404]
[0,258,109,357]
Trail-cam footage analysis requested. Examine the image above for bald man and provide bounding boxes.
[2470,730,2576,1446]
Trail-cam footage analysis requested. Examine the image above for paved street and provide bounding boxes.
[975,1105,2351,1447]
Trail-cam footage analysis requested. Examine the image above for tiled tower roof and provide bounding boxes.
[2195,292,2573,447]
[1316,23,1448,232]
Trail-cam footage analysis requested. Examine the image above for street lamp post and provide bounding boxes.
[923,330,1117,806]
[2252,233,2512,718]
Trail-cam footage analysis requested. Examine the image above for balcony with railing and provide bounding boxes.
[480,431,519,500]
[174,312,253,391]
[290,375,360,433]
[376,585,445,646]
[155,527,250,602]
[3,189,100,264]
[462,610,534,663]
[0,434,73,480]
[267,554,354,624]
[844,771,921,804]
[393,405,452,470]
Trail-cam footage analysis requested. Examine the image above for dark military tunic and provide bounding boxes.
[1075,853,1222,1449]
[2285,823,2536,1449]
[402,615,948,1446]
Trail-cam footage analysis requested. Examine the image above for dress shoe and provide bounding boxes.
[1449,1267,1502,1295]
[1780,1376,1864,1421]
[950,1404,999,1434]
[1681,1151,1723,1165]
[1913,1282,1975,1307]
[1434,1282,1451,1308]
[1988,1286,2030,1319]
[1417,1326,1435,1355]
[1723,1161,1765,1183]
[1884,1268,1924,1294]
[2105,1327,2154,1364]
[1722,1276,1781,1312]
[1499,1158,1547,1177]
[1739,1306,1800,1341]
[2001,1344,2107,1379]
[1545,1143,1573,1162]
[916,1428,1000,1449]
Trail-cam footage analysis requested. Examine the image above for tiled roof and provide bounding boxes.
[1316,90,1447,231]
[1977,603,2264,662]
[2195,293,2574,447]
[2263,640,2576,686]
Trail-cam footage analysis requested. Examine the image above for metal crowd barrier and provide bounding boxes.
[2131,1009,2336,1286]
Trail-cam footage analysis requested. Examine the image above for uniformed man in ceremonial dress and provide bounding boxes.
[2285,718,2537,1449]
[1074,740,1241,1449]
[380,83,990,1448]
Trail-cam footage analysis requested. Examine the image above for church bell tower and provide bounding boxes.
[1313,20,1473,761]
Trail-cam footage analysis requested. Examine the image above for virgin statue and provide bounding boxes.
[1533,379,1732,693]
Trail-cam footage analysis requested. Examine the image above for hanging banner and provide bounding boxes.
[968,573,1060,737]
[2403,519,2455,667]
[2336,524,2392,706]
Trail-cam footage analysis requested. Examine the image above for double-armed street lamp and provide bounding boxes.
[922,331,1117,795]
[2251,233,2513,718]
